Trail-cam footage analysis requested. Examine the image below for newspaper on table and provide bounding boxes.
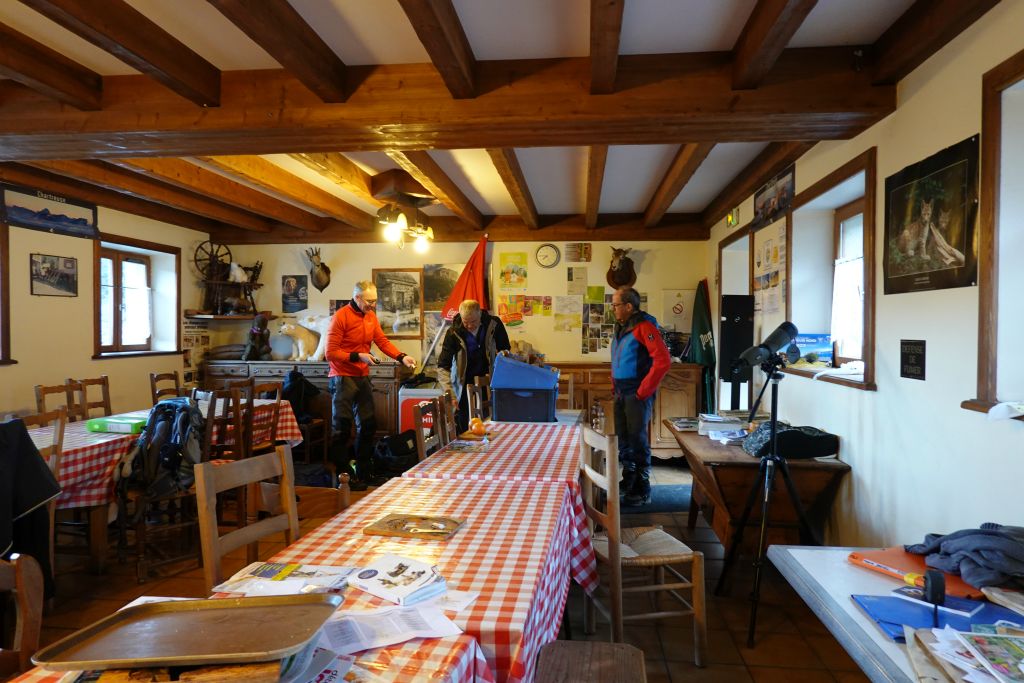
[320,605,462,656]
[213,561,357,596]
[955,632,1024,683]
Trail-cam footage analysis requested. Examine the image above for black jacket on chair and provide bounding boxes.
[1,418,61,597]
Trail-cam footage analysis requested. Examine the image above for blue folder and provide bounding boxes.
[851,594,1024,642]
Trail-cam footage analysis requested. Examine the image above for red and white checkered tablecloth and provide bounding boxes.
[26,401,303,510]
[272,477,579,683]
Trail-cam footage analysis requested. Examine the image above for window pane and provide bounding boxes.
[100,284,114,346]
[100,257,114,287]
[830,257,864,359]
[840,214,864,260]
[121,259,151,346]
[122,259,147,288]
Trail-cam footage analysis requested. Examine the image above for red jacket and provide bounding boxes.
[325,302,405,377]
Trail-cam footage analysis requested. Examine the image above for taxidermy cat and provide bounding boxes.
[896,198,933,258]
[929,208,966,266]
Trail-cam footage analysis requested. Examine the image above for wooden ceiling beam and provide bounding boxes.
[214,213,709,245]
[486,148,538,230]
[0,51,895,159]
[0,22,102,110]
[590,0,625,94]
[206,0,347,103]
[288,153,383,208]
[584,145,608,229]
[199,155,373,230]
[397,0,476,99]
[0,162,230,234]
[18,0,220,107]
[732,0,817,89]
[386,150,484,229]
[701,140,815,230]
[643,143,715,228]
[26,159,273,232]
[870,0,999,85]
[108,157,328,232]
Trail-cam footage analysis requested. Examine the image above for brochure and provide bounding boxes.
[955,633,1024,683]
[213,561,357,596]
[348,554,447,605]
[320,605,462,656]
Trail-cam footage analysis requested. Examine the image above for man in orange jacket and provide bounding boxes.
[326,280,417,489]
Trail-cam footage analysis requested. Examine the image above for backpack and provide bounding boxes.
[116,397,205,500]
[373,430,419,477]
[282,368,320,424]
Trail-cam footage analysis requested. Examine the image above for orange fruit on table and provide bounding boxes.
[470,422,487,436]
[469,417,483,427]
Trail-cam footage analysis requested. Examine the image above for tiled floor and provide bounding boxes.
[32,460,869,683]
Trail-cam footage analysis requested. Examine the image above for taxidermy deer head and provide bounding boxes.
[305,247,331,293]
[607,247,637,288]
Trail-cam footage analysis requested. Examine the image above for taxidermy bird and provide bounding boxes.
[306,247,331,293]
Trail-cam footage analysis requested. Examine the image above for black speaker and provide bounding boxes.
[719,294,754,382]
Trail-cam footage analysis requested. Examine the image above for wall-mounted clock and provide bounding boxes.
[535,243,561,268]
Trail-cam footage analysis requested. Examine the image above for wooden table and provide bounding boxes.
[665,423,851,553]
[768,546,915,683]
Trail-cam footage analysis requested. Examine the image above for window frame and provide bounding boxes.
[93,234,181,359]
[963,47,1024,415]
[99,246,152,353]
[0,221,14,365]
[783,147,877,391]
[832,197,866,366]
[716,222,754,408]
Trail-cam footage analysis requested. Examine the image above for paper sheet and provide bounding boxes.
[322,605,462,655]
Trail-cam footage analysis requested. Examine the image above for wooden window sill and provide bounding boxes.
[92,350,182,360]
[0,359,18,366]
[782,366,877,391]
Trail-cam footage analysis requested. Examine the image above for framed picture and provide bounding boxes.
[883,135,979,294]
[751,165,795,231]
[423,263,465,310]
[30,253,78,297]
[372,268,424,339]
[3,184,97,238]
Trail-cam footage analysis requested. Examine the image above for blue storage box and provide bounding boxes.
[490,355,558,422]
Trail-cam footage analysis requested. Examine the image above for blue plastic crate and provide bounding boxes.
[489,354,558,390]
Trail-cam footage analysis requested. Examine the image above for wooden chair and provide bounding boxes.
[149,371,182,405]
[474,374,491,403]
[194,445,299,592]
[536,641,646,683]
[466,384,492,423]
[33,383,75,420]
[68,375,112,421]
[556,372,575,410]
[20,407,67,576]
[0,554,44,677]
[412,398,442,462]
[249,382,283,456]
[579,425,706,661]
[438,390,458,443]
[192,388,250,461]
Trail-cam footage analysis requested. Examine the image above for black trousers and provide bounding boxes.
[329,375,377,478]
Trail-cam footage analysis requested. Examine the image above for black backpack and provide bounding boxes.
[116,397,205,500]
[373,430,419,477]
[282,368,320,424]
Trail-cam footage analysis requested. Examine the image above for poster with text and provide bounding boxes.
[662,289,696,332]
[497,294,525,326]
[282,274,308,313]
[567,267,587,296]
[565,242,592,262]
[499,252,528,289]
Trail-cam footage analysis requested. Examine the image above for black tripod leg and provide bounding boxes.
[775,459,823,546]
[714,456,768,596]
[747,458,778,648]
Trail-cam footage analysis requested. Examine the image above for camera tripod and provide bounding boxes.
[713,355,822,647]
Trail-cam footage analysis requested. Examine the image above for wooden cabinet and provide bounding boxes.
[549,362,701,459]
[203,360,409,436]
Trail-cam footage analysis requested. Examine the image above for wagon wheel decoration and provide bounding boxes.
[193,240,232,280]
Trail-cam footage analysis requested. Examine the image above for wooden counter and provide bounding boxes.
[665,422,850,554]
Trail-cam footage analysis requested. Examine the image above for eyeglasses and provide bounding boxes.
[610,302,629,308]
[363,298,378,305]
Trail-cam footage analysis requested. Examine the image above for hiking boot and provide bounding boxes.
[618,468,637,498]
[347,478,369,492]
[624,474,652,506]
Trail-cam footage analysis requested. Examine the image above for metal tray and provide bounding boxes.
[32,594,342,671]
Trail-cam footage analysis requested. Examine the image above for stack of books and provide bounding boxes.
[669,417,698,431]
[697,413,744,435]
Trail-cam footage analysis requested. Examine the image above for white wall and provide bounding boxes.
[225,240,710,364]
[998,84,1024,400]
[706,0,1024,546]
[1,209,204,414]
[721,246,749,296]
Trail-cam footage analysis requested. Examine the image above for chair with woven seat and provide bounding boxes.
[412,398,443,462]
[0,554,44,677]
[194,444,299,592]
[535,640,646,683]
[33,383,75,420]
[579,425,706,662]
[149,371,182,405]
[19,407,67,576]
[68,375,112,421]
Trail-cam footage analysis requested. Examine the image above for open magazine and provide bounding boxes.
[213,562,357,596]
[348,554,447,606]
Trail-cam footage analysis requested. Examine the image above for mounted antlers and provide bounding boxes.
[305,247,332,293]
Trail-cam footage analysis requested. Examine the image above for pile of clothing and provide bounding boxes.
[906,522,1024,588]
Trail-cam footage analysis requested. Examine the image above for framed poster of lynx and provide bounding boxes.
[883,135,979,295]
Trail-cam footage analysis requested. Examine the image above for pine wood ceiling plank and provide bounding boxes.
[584,144,607,229]
[871,0,1000,85]
[0,52,895,158]
[590,0,624,94]
[18,0,220,107]
[27,159,273,232]
[206,0,347,103]
[108,157,327,233]
[397,0,476,99]
[701,141,815,230]
[0,162,231,234]
[200,155,373,230]
[642,143,715,228]
[287,153,382,209]
[0,22,102,110]
[386,150,484,229]
[486,148,538,230]
[732,0,818,89]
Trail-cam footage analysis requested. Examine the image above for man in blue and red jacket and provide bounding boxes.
[610,286,671,505]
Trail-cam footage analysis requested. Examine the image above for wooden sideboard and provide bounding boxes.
[550,361,702,459]
[204,360,410,437]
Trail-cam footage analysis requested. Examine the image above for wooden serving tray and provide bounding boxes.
[32,594,341,671]
[363,513,464,540]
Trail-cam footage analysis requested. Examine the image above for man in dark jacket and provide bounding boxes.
[610,286,670,505]
[437,300,511,434]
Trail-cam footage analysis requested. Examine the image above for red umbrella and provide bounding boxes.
[441,235,489,321]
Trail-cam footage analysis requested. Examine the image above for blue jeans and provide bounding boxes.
[614,391,654,475]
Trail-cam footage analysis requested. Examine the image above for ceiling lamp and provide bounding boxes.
[377,203,433,251]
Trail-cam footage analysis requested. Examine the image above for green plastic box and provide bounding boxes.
[86,416,147,434]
